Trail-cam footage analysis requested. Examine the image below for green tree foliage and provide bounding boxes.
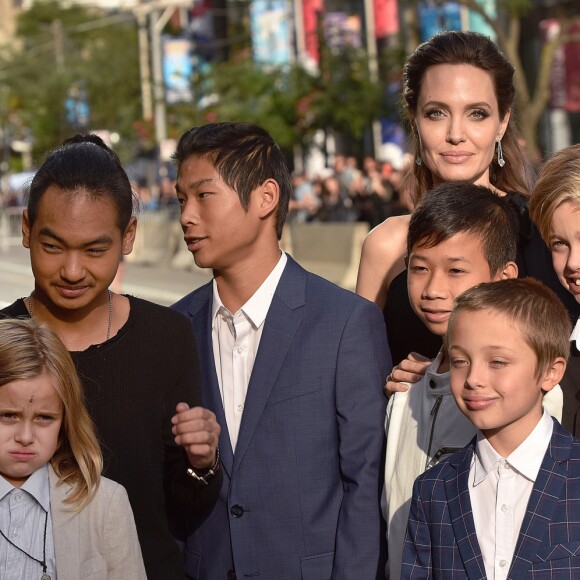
[171,57,309,151]
[0,0,140,162]
[311,43,392,148]
[176,43,394,159]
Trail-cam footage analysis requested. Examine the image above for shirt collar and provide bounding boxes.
[0,464,51,512]
[571,317,580,343]
[211,285,228,329]
[424,349,451,395]
[212,251,287,330]
[473,409,553,486]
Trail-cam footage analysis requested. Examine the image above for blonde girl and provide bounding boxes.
[0,317,145,579]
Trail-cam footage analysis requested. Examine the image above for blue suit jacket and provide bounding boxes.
[172,256,391,580]
[402,419,580,579]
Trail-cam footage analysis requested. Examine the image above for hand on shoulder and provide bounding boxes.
[385,352,432,397]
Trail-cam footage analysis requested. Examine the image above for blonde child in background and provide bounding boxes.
[0,318,145,580]
[529,143,580,436]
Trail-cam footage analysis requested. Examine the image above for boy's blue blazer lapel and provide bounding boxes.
[445,441,487,579]
[186,283,235,476]
[233,257,305,471]
[184,257,305,476]
[508,421,571,578]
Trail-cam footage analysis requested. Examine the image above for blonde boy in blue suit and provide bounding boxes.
[402,278,578,579]
[171,122,391,580]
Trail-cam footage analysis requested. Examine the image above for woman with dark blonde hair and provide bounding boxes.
[356,30,574,376]
[0,317,145,578]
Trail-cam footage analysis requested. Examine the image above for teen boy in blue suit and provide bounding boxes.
[402,278,579,579]
[170,122,391,580]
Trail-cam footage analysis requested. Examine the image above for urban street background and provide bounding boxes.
[0,0,578,296]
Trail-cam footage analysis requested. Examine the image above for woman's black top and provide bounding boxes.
[561,341,580,437]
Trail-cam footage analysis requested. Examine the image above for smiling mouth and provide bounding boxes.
[463,397,497,410]
[440,152,474,162]
[421,309,451,321]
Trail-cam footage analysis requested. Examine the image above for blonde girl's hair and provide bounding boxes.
[0,317,102,510]
[529,144,580,244]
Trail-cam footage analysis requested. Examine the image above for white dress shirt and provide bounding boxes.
[470,410,553,580]
[0,464,57,579]
[212,251,287,451]
[571,317,580,343]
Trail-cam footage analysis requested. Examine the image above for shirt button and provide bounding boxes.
[499,559,507,568]
[237,404,244,412]
[237,347,244,354]
[429,378,437,389]
[501,504,509,512]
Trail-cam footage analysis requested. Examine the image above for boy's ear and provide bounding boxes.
[122,217,137,255]
[494,261,518,281]
[22,210,31,248]
[256,178,280,220]
[540,357,567,393]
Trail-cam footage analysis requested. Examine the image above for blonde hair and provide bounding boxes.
[0,318,102,510]
[446,278,571,378]
[529,144,580,243]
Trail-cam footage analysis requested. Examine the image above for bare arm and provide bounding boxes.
[356,214,410,308]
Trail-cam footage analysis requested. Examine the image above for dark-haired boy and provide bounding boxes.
[171,122,390,580]
[403,278,573,578]
[383,182,562,578]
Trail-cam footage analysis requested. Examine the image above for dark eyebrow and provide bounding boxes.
[422,100,493,110]
[38,227,113,247]
[175,177,214,195]
[410,254,469,262]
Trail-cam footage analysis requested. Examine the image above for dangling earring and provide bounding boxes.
[496,139,505,168]
[415,156,422,166]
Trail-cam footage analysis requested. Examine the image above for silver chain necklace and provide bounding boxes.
[27,290,113,342]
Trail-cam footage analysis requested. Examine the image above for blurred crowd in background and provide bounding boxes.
[1,152,413,230]
[288,153,413,227]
